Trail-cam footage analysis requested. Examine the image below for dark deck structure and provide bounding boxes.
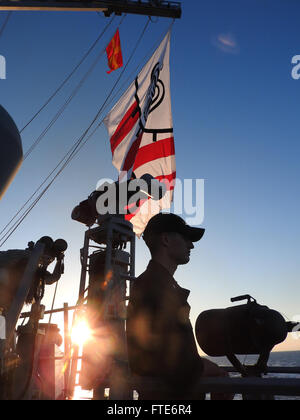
[0,0,182,18]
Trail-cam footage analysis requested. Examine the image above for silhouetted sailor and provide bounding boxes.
[127,213,232,400]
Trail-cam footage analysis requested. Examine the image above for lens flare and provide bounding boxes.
[71,319,92,346]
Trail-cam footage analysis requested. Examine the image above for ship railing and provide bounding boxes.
[19,304,300,400]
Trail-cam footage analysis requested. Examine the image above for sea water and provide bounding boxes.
[206,351,300,400]
[69,351,300,400]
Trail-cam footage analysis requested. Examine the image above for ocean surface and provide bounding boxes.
[206,351,300,400]
[71,351,300,400]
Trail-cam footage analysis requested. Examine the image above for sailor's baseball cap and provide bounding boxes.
[143,213,205,243]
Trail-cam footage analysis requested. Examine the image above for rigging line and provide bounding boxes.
[41,17,152,174]
[48,281,59,325]
[46,16,152,171]
[84,18,175,127]
[0,151,79,246]
[0,85,106,244]
[78,16,151,139]
[0,17,157,243]
[45,17,152,172]
[23,14,129,160]
[0,18,151,247]
[0,15,130,236]
[0,127,95,247]
[19,14,117,134]
[0,130,85,244]
[0,12,12,40]
[0,122,88,242]
[23,43,107,161]
[106,20,176,112]
[71,21,176,156]
[115,13,127,29]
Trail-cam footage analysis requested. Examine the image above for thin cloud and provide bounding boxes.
[212,33,240,54]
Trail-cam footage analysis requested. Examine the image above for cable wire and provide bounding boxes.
[0,16,130,239]
[23,42,107,160]
[0,18,151,247]
[23,14,128,160]
[0,12,12,40]
[0,17,163,245]
[48,281,59,325]
[20,14,116,134]
[67,21,175,158]
[1,17,166,243]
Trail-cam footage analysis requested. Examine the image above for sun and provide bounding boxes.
[71,319,92,347]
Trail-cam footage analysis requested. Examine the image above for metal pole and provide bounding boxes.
[67,230,92,399]
[0,310,6,381]
[38,327,56,400]
[63,303,70,399]
[104,220,113,279]
[130,235,136,278]
[78,231,90,302]
[0,339,5,399]
[67,343,79,399]
[20,305,81,319]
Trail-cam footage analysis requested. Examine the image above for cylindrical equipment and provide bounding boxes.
[196,301,288,357]
[0,105,23,200]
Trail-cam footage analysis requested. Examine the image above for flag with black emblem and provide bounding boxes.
[104,30,176,236]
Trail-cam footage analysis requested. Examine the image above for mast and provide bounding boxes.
[0,0,182,19]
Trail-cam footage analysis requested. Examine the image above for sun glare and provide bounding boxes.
[71,320,92,346]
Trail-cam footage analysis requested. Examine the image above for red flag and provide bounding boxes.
[106,29,123,74]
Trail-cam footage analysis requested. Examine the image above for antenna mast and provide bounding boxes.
[0,0,182,19]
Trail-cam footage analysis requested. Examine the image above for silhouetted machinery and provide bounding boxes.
[196,295,297,382]
[68,174,167,399]
[0,0,183,399]
[72,174,166,227]
[0,105,23,201]
[79,248,131,393]
[0,236,67,400]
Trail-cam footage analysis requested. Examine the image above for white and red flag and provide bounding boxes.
[104,30,176,236]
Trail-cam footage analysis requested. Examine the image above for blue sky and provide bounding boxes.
[0,0,299,352]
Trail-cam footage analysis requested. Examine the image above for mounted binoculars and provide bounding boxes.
[196,295,291,358]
